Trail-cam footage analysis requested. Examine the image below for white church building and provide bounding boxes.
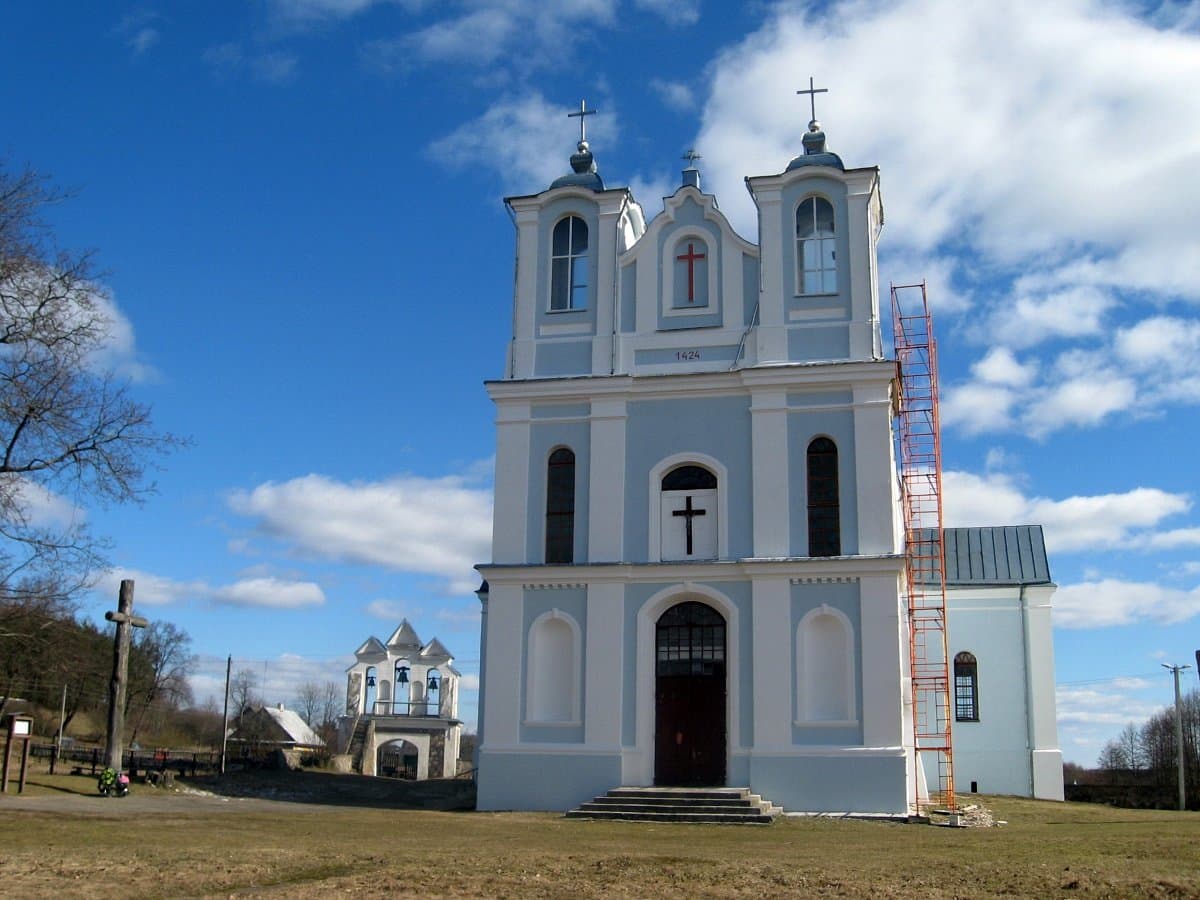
[474,104,1062,814]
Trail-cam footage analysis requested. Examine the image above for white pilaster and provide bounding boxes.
[587,397,627,562]
[752,577,791,748]
[480,582,523,747]
[491,401,531,564]
[592,204,622,375]
[852,380,896,556]
[584,582,624,748]
[754,192,787,362]
[859,573,905,747]
[750,389,789,557]
[511,205,541,379]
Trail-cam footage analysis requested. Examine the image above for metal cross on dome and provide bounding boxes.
[682,148,702,165]
[568,99,597,144]
[796,76,828,122]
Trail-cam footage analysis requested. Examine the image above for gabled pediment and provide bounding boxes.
[386,619,423,650]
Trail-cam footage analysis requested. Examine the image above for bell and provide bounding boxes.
[427,673,439,691]
[397,666,409,684]
[366,674,376,687]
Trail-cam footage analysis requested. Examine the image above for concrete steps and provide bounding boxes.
[566,786,781,825]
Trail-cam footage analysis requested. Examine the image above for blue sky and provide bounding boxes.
[3,0,1199,766]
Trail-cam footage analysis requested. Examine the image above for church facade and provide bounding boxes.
[475,112,1061,813]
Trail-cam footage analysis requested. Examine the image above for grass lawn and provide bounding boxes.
[1,773,1198,897]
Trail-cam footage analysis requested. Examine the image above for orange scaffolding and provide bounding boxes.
[891,281,955,814]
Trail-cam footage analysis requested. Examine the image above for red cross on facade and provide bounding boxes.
[676,241,706,303]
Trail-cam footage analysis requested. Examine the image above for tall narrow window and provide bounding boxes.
[807,437,840,556]
[545,447,575,563]
[551,215,589,310]
[954,652,979,722]
[796,196,836,294]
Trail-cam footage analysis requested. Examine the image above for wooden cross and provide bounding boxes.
[104,580,148,770]
[796,76,828,122]
[672,495,708,555]
[675,242,707,303]
[567,99,596,144]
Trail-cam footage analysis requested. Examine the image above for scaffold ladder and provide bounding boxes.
[891,281,955,814]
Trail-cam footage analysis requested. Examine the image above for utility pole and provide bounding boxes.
[220,655,231,775]
[1163,663,1192,812]
[51,684,66,775]
[104,580,149,771]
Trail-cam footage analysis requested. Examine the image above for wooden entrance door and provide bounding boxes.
[654,601,726,786]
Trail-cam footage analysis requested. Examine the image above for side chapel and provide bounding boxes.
[475,98,1063,813]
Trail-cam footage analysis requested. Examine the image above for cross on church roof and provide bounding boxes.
[796,76,828,124]
[567,99,597,145]
[682,148,702,165]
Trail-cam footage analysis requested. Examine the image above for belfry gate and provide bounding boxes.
[654,601,726,786]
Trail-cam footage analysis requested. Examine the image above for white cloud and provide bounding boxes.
[97,568,206,607]
[212,577,325,609]
[95,569,324,609]
[635,0,700,26]
[202,43,299,84]
[11,479,83,530]
[364,1,617,75]
[1056,684,1160,725]
[189,651,352,709]
[975,286,1116,350]
[253,53,299,84]
[428,93,619,196]
[697,1,1200,296]
[1054,578,1200,628]
[129,28,160,55]
[228,469,493,595]
[939,382,1019,435]
[366,599,411,620]
[942,470,1191,553]
[649,78,696,113]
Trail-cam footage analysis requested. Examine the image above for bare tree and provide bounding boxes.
[0,164,183,606]
[230,667,259,724]
[319,680,341,728]
[295,680,322,726]
[126,621,196,745]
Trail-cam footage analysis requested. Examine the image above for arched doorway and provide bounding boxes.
[378,739,419,780]
[654,600,726,786]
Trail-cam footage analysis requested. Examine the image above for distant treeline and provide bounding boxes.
[1070,688,1200,810]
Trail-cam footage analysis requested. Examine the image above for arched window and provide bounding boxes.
[393,659,412,715]
[426,669,441,717]
[954,652,979,722]
[527,611,581,723]
[551,215,589,310]
[796,606,855,722]
[673,237,709,307]
[807,437,840,557]
[661,465,718,560]
[545,447,575,564]
[796,196,836,295]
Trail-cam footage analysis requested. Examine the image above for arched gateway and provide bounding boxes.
[654,601,727,786]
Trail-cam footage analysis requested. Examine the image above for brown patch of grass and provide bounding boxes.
[1,784,1198,898]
